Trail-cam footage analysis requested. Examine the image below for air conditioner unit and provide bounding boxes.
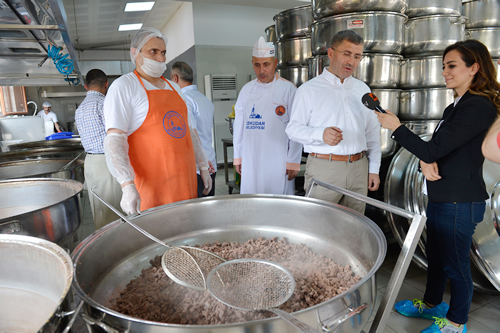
[204,74,237,164]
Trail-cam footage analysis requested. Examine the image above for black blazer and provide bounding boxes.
[392,91,497,203]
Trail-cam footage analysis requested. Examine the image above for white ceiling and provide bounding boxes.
[62,0,310,50]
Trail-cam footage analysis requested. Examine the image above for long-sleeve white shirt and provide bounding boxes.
[286,68,381,174]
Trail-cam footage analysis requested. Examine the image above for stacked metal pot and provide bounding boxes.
[273,5,313,87]
[463,0,500,79]
[399,0,465,136]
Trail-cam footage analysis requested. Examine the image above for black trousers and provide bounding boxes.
[197,172,216,197]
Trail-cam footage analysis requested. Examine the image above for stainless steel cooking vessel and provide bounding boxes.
[311,0,408,20]
[0,146,84,163]
[372,89,401,159]
[465,28,500,58]
[0,234,74,332]
[277,66,309,87]
[399,55,446,88]
[274,5,313,40]
[72,195,387,332]
[0,157,84,182]
[0,178,83,247]
[7,138,82,150]
[385,141,500,293]
[277,37,312,67]
[406,0,461,18]
[307,55,330,79]
[311,11,407,55]
[265,24,277,44]
[403,14,467,56]
[399,88,454,120]
[401,120,441,136]
[354,53,403,88]
[462,0,500,28]
[495,58,500,81]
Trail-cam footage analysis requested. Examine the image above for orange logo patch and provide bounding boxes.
[275,105,286,116]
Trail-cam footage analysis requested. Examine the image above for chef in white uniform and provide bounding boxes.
[233,37,302,195]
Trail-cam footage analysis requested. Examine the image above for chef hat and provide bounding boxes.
[252,36,275,58]
[130,27,168,64]
[42,102,51,108]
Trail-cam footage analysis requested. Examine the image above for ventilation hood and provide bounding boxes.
[0,0,82,86]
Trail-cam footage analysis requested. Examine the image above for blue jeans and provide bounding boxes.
[423,201,486,324]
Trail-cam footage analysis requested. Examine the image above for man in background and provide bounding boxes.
[233,36,302,195]
[171,61,217,196]
[75,69,122,229]
[41,101,62,133]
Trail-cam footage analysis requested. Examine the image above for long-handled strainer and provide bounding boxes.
[90,188,225,291]
[207,259,320,333]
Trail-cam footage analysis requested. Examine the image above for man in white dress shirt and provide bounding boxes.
[170,61,217,196]
[286,30,381,213]
[233,36,302,195]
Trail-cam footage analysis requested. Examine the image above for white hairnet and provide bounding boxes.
[130,27,168,64]
[42,102,51,108]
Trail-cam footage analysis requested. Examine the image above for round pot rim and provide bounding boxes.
[311,11,407,25]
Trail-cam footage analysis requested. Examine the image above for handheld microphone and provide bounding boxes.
[362,93,386,113]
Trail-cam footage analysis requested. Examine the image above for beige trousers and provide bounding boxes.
[304,154,369,214]
[84,154,123,230]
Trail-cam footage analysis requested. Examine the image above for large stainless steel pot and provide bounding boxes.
[0,178,83,247]
[399,88,454,120]
[401,120,441,136]
[354,53,403,88]
[465,27,500,58]
[406,0,461,18]
[372,89,401,159]
[311,12,407,55]
[265,24,276,44]
[0,146,84,163]
[403,14,467,56]
[307,55,330,79]
[0,157,84,182]
[72,195,386,332]
[399,55,446,88]
[276,37,312,67]
[312,0,407,20]
[277,66,309,87]
[7,138,82,150]
[462,0,500,28]
[0,234,74,332]
[385,141,500,293]
[273,5,313,40]
[495,58,500,81]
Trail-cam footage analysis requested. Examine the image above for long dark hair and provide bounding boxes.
[443,40,500,115]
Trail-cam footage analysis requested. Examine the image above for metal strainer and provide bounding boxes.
[90,188,225,291]
[207,259,320,332]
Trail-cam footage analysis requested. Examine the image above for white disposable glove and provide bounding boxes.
[190,127,209,171]
[121,184,141,215]
[104,133,135,185]
[200,168,212,195]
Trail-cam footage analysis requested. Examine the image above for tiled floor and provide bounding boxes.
[73,167,500,333]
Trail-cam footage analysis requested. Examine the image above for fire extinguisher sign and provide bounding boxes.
[348,19,364,29]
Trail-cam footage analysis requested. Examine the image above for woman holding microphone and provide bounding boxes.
[377,40,500,333]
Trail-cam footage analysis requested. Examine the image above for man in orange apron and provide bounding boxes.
[103,27,211,215]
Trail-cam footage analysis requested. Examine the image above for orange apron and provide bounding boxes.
[128,70,197,211]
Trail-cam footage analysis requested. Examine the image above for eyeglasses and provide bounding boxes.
[331,48,364,61]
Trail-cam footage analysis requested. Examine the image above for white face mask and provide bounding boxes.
[138,53,166,78]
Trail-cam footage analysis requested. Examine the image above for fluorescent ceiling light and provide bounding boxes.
[118,23,143,31]
[125,2,155,12]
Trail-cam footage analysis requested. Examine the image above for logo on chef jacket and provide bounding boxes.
[163,111,187,138]
[246,104,265,130]
[275,105,286,116]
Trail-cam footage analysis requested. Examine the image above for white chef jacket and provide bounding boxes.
[104,72,194,135]
[182,85,217,173]
[233,74,302,195]
[42,111,58,123]
[286,68,381,174]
